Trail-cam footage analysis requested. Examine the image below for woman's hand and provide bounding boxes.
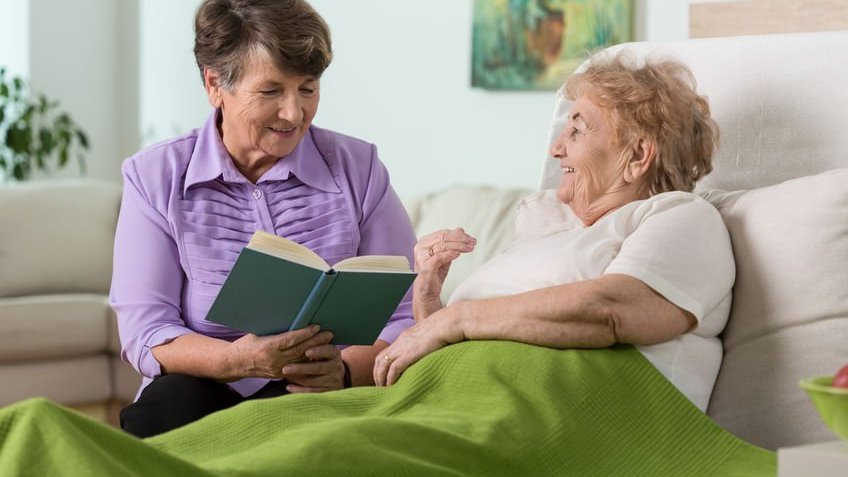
[373,305,465,386]
[413,228,476,319]
[282,344,346,393]
[226,325,333,380]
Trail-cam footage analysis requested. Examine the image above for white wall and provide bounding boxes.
[0,1,709,191]
[0,0,29,78]
[137,0,705,196]
[310,0,554,196]
[29,0,121,181]
[139,0,208,146]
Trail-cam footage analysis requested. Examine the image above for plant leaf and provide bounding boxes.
[0,72,90,179]
[39,127,54,154]
[21,104,34,123]
[76,130,89,149]
[5,124,30,152]
[12,161,25,180]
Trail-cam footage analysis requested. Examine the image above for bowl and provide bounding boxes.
[800,376,848,440]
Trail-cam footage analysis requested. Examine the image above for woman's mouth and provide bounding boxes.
[269,126,297,136]
[562,166,576,173]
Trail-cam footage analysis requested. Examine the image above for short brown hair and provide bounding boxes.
[565,52,719,194]
[194,0,332,90]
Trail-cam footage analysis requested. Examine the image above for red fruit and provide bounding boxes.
[833,364,848,388]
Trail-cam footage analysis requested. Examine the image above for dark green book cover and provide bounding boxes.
[205,248,416,345]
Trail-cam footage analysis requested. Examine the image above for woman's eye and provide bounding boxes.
[568,127,580,139]
[260,90,278,96]
[300,88,315,95]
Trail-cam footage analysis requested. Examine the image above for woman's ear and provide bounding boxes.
[624,139,656,184]
[204,68,224,109]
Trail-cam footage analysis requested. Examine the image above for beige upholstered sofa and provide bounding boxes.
[0,30,846,452]
[0,180,140,424]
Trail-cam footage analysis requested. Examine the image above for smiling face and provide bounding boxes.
[550,94,636,225]
[205,51,320,182]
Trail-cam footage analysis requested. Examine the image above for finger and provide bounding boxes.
[440,228,477,247]
[418,243,470,265]
[273,324,321,349]
[288,330,334,355]
[283,356,339,377]
[386,357,411,386]
[373,353,390,386]
[285,384,325,394]
[305,343,341,361]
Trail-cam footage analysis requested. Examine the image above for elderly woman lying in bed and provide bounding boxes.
[374,51,732,412]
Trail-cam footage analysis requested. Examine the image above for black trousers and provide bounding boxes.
[120,374,289,438]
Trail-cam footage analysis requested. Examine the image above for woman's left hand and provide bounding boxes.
[373,307,464,386]
[282,344,346,393]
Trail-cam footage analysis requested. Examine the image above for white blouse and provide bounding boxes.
[448,190,735,411]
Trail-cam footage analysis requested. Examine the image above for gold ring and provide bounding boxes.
[383,354,394,362]
[427,246,435,257]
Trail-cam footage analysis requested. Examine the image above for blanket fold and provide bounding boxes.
[0,342,775,476]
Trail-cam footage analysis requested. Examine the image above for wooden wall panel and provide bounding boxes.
[690,0,848,38]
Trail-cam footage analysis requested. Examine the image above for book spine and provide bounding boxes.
[289,271,338,331]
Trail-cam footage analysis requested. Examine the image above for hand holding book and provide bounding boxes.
[206,231,416,345]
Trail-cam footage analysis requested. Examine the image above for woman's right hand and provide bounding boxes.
[412,228,476,319]
[226,325,334,380]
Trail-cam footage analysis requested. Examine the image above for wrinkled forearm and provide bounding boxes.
[412,273,445,321]
[342,340,389,386]
[453,274,693,349]
[151,333,244,382]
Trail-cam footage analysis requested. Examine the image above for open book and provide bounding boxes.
[206,231,416,345]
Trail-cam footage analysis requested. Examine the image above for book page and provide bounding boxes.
[333,255,412,273]
[246,230,329,271]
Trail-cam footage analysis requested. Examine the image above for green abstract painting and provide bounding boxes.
[472,0,633,90]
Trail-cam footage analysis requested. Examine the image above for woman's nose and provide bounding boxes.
[550,132,566,158]
[277,95,303,124]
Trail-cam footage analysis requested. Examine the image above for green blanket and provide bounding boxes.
[0,342,775,476]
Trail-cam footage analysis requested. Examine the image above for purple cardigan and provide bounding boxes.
[110,111,416,398]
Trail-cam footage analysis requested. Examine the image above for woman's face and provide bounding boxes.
[206,54,320,175]
[550,94,629,224]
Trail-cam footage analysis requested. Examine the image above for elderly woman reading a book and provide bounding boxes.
[110,0,416,438]
[374,52,734,413]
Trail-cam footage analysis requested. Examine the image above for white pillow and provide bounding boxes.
[702,167,848,449]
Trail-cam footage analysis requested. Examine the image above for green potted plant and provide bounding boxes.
[0,66,89,181]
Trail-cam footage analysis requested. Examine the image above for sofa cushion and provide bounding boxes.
[0,355,111,406]
[0,180,121,297]
[112,356,142,403]
[404,185,533,302]
[703,168,848,449]
[0,294,112,361]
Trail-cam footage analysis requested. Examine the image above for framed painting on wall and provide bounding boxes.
[472,0,633,90]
